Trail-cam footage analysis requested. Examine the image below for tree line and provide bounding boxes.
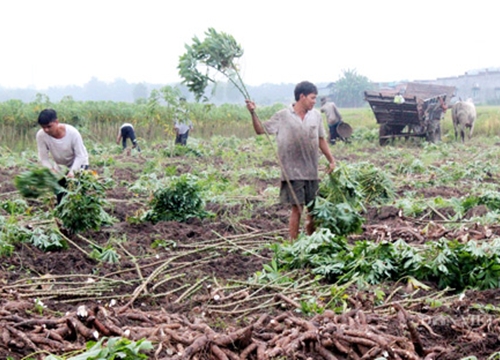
[0,70,372,108]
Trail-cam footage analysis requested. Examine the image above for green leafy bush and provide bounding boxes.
[143,174,211,223]
[55,171,116,234]
[271,230,500,291]
[354,162,395,204]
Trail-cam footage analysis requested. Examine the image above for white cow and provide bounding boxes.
[452,99,476,142]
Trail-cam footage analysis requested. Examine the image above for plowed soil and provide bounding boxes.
[1,151,500,360]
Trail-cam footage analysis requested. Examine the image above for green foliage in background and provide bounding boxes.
[331,69,374,107]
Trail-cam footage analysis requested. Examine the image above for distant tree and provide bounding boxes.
[133,83,148,102]
[83,77,108,100]
[331,69,373,108]
[110,78,133,102]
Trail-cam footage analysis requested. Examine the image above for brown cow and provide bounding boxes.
[452,99,476,142]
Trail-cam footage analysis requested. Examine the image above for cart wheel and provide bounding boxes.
[379,124,390,146]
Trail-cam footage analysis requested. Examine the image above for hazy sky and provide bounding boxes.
[0,0,496,89]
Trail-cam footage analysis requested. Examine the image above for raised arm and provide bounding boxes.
[245,99,265,135]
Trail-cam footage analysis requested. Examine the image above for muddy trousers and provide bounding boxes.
[328,122,341,143]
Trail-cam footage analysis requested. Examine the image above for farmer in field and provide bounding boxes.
[36,108,89,203]
[246,81,336,240]
[116,122,141,152]
[174,97,193,145]
[320,96,343,144]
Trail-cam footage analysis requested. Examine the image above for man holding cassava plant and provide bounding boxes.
[36,108,89,202]
[246,81,336,240]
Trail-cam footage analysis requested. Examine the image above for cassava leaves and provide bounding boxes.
[271,231,500,291]
[55,171,116,234]
[178,28,250,101]
[142,174,211,224]
[14,166,63,198]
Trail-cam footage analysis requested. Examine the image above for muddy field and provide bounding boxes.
[1,146,500,360]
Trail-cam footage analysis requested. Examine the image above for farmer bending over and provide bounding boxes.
[320,96,343,144]
[174,97,193,146]
[117,123,141,152]
[246,81,336,240]
[36,108,89,203]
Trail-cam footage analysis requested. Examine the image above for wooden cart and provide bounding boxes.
[365,82,456,146]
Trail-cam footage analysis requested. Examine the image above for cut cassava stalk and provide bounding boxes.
[211,230,267,259]
[118,245,219,313]
[274,293,302,310]
[55,228,90,257]
[117,242,144,282]
[174,276,209,303]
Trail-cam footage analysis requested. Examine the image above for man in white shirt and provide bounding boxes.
[36,109,89,203]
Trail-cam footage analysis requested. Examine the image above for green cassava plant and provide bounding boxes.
[142,173,211,224]
[55,171,116,234]
[311,198,364,236]
[0,215,66,255]
[269,228,500,291]
[14,166,63,199]
[178,27,250,102]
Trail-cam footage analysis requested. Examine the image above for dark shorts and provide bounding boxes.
[280,180,319,210]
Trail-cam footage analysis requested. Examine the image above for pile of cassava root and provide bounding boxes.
[0,297,456,360]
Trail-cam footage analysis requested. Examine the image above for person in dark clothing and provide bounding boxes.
[320,97,343,144]
[174,121,193,145]
[117,123,140,151]
[174,98,193,145]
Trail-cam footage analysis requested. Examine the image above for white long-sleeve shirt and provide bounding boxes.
[36,124,89,175]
